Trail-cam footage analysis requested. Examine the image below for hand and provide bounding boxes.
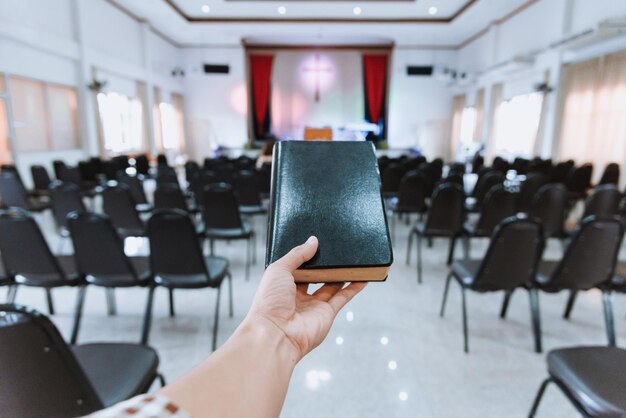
[248,236,367,360]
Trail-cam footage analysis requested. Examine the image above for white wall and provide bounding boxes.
[455,0,626,161]
[0,0,183,186]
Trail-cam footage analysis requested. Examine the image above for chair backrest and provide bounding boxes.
[202,183,243,230]
[381,163,404,195]
[529,183,568,238]
[255,163,272,195]
[566,164,593,193]
[0,171,29,209]
[599,163,620,186]
[117,173,148,205]
[582,185,622,218]
[0,209,67,283]
[134,154,150,176]
[472,170,504,205]
[50,181,87,231]
[474,184,517,236]
[30,165,52,192]
[101,184,144,233]
[190,170,217,207]
[517,173,548,213]
[423,183,465,236]
[545,216,623,290]
[214,162,235,184]
[492,157,510,174]
[77,161,97,182]
[154,183,188,212]
[512,157,530,174]
[552,160,575,183]
[396,171,427,212]
[101,160,120,181]
[472,216,543,291]
[67,212,140,283]
[234,170,262,206]
[52,160,67,181]
[0,304,102,417]
[148,210,210,279]
[156,167,179,187]
[185,161,200,184]
[62,166,83,187]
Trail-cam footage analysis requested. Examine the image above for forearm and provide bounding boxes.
[159,315,299,418]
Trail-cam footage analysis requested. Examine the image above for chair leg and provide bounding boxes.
[141,287,156,345]
[602,290,616,347]
[105,288,117,316]
[45,289,55,315]
[406,230,414,265]
[461,285,469,353]
[252,232,257,265]
[528,377,553,418]
[169,289,175,317]
[212,285,222,351]
[417,234,423,284]
[228,272,233,318]
[529,288,543,353]
[562,290,578,319]
[500,290,514,319]
[245,238,251,282]
[70,286,87,345]
[440,272,452,317]
[157,373,167,387]
[6,285,17,303]
[447,236,457,266]
[427,237,433,248]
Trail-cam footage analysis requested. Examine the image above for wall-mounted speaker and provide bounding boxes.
[406,66,434,76]
[203,64,230,74]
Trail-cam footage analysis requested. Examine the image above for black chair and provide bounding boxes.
[598,162,620,186]
[30,165,52,197]
[156,166,179,187]
[381,163,403,198]
[552,160,575,184]
[67,212,153,344]
[566,163,593,200]
[466,170,504,212]
[134,154,150,177]
[190,170,217,207]
[234,170,267,215]
[117,172,152,213]
[0,209,82,321]
[517,173,548,213]
[408,183,465,284]
[528,346,626,418]
[102,184,145,238]
[492,156,510,174]
[513,157,530,174]
[154,183,195,213]
[255,163,272,198]
[143,210,233,350]
[50,181,87,244]
[503,216,623,347]
[528,184,568,240]
[0,304,163,417]
[389,171,428,239]
[463,184,517,258]
[440,216,543,353]
[202,183,255,281]
[0,171,50,212]
[101,160,120,181]
[214,162,235,184]
[581,184,622,218]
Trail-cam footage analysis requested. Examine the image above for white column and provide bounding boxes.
[141,23,157,156]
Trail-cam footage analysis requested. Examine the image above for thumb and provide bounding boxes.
[271,236,318,272]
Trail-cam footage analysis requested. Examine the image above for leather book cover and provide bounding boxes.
[266,141,393,283]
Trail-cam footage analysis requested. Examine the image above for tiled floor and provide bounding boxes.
[8,201,626,418]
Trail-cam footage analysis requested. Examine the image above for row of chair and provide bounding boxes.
[1,208,234,351]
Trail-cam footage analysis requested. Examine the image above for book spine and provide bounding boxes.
[265,142,282,267]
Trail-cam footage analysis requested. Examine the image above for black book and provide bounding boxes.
[266,141,393,283]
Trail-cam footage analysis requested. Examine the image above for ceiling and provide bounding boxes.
[111,0,534,47]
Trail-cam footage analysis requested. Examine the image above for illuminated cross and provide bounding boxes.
[302,54,333,102]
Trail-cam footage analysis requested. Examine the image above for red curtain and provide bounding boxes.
[363,55,388,125]
[250,55,274,135]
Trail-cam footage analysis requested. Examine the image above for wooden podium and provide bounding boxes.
[304,127,333,141]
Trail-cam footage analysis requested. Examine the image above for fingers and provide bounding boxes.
[271,236,318,272]
[312,283,345,301]
[328,282,368,314]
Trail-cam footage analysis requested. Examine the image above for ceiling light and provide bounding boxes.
[201,4,210,13]
[428,6,438,15]
[277,6,287,15]
[353,6,362,15]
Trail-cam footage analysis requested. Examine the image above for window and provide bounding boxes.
[458,107,477,148]
[156,92,186,155]
[8,76,79,152]
[97,92,144,154]
[492,92,543,160]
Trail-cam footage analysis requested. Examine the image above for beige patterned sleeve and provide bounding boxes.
[85,395,190,418]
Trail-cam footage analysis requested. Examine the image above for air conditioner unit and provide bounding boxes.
[479,55,535,77]
[551,17,626,50]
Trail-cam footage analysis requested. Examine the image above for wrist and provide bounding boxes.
[237,314,302,365]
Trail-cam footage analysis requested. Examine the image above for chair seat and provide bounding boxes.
[85,256,151,287]
[451,259,482,286]
[27,198,51,212]
[548,346,626,418]
[13,255,82,287]
[154,256,229,289]
[205,223,253,239]
[240,205,267,215]
[413,222,457,238]
[72,343,159,408]
[136,203,153,213]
